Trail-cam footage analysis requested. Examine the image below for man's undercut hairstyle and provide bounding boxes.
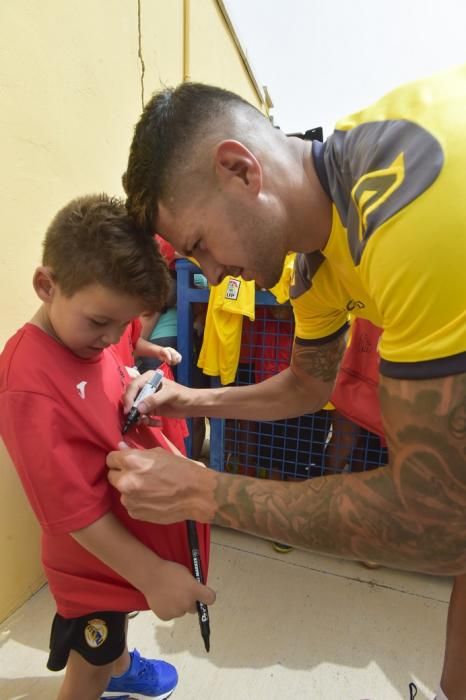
[42,193,170,311]
[125,82,266,232]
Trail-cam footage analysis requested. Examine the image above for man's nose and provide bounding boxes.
[196,252,226,286]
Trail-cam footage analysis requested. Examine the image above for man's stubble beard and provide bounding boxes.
[249,228,286,289]
[230,200,287,289]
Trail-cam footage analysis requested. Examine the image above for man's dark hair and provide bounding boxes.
[125,82,264,233]
[42,193,170,311]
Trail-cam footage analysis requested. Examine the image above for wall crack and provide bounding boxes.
[137,0,145,109]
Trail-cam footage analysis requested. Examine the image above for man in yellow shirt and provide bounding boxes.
[109,65,465,700]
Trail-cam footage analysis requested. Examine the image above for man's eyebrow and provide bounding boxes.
[181,230,202,257]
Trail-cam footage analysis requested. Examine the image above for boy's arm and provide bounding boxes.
[139,311,161,340]
[134,337,181,367]
[71,511,215,620]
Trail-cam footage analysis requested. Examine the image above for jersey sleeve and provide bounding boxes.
[322,118,465,377]
[323,120,444,268]
[290,252,349,344]
[2,391,112,535]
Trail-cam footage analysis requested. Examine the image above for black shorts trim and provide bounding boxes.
[295,322,349,347]
[47,610,128,672]
[380,351,466,380]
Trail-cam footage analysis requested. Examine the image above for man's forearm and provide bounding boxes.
[209,466,466,575]
[191,331,344,421]
[208,372,466,576]
[184,366,329,421]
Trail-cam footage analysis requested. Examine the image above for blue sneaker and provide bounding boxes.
[103,649,178,699]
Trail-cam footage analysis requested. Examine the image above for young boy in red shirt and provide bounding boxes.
[0,194,212,700]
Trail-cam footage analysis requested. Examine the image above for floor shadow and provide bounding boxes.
[147,545,447,699]
[0,675,62,700]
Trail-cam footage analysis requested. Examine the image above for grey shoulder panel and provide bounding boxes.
[290,251,325,299]
[324,120,444,265]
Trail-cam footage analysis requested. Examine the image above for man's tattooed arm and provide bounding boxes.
[212,373,466,576]
[182,332,347,422]
[291,332,348,384]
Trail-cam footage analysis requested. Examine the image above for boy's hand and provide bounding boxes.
[72,511,215,622]
[143,559,216,621]
[155,346,182,366]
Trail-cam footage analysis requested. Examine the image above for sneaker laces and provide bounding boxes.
[130,649,158,682]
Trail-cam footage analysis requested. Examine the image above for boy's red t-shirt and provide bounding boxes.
[0,324,209,618]
[113,318,143,368]
[155,234,176,270]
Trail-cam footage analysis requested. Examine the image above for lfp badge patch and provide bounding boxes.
[225,278,241,300]
[84,618,108,648]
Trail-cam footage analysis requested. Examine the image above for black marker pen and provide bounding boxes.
[187,519,210,652]
[122,369,164,434]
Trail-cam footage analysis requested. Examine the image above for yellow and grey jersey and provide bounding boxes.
[291,63,466,380]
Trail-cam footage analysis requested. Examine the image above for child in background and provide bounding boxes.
[114,317,188,456]
[138,237,208,459]
[137,236,179,376]
[116,314,181,373]
[0,194,211,700]
[112,233,186,457]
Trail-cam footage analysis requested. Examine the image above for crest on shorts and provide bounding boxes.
[84,618,108,648]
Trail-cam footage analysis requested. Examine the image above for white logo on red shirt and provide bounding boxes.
[76,381,87,400]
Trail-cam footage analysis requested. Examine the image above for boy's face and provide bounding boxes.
[40,278,146,359]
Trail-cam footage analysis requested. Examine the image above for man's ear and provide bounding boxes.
[214,140,262,195]
[33,266,57,303]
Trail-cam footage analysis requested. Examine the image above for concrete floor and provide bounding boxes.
[0,526,451,700]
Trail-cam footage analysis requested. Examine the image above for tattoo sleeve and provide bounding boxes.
[212,372,466,576]
[291,332,347,384]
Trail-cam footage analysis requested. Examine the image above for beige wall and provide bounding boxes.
[0,0,266,620]
[188,0,264,107]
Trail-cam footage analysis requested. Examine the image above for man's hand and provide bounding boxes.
[122,371,193,420]
[107,444,217,523]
